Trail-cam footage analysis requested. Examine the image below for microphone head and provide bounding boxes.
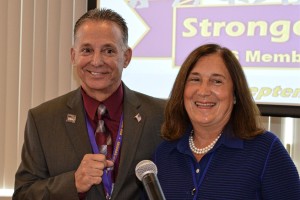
[135,160,158,181]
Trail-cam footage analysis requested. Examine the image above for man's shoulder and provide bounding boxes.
[30,88,81,113]
[129,90,166,106]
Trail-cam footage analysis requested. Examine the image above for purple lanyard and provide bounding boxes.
[85,113,124,200]
[190,152,215,200]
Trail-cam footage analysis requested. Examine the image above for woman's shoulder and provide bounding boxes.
[254,131,279,143]
[156,139,178,152]
[244,130,283,153]
[154,139,181,159]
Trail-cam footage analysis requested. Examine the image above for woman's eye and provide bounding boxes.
[213,79,223,84]
[186,75,200,83]
[191,78,199,82]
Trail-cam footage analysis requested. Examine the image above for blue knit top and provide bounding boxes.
[153,124,300,200]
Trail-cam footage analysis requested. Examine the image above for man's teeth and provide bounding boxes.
[90,71,100,75]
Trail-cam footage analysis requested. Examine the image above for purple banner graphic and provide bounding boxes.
[131,1,300,68]
[174,5,300,67]
[133,0,174,57]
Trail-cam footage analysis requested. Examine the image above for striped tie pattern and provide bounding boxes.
[95,104,112,159]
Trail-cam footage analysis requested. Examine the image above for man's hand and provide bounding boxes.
[75,154,114,193]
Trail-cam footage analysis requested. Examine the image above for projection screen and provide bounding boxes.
[97,0,300,116]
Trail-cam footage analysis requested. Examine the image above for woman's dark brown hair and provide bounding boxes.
[161,43,264,141]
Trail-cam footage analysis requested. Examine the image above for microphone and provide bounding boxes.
[135,160,166,200]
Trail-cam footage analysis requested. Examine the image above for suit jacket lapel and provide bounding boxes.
[64,88,107,199]
[63,86,149,199]
[64,88,92,163]
[112,84,146,197]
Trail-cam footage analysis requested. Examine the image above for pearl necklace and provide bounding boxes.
[189,130,221,155]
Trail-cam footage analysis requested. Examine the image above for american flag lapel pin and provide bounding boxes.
[66,114,76,123]
[134,113,142,123]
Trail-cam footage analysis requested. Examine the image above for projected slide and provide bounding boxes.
[99,0,300,106]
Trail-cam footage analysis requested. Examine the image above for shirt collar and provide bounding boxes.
[81,83,123,121]
[218,123,244,149]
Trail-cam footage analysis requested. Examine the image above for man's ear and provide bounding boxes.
[123,47,132,68]
[70,47,75,65]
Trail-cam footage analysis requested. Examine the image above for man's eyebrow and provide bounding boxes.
[77,43,91,48]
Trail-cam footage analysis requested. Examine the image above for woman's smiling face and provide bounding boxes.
[184,53,234,129]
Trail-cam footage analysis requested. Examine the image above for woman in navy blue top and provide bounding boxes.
[153,43,300,199]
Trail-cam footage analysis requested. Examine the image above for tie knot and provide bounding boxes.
[97,103,107,118]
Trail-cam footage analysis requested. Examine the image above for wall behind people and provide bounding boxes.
[0,0,86,198]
